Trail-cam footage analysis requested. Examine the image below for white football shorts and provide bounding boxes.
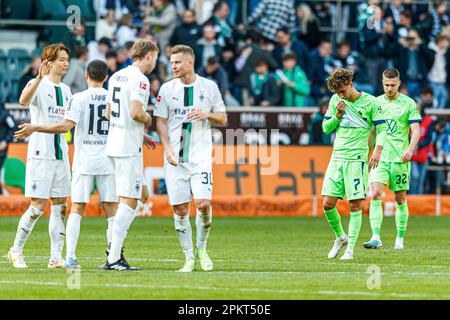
[110,155,144,199]
[25,158,71,199]
[164,161,212,205]
[71,172,117,203]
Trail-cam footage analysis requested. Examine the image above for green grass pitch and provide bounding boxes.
[0,216,450,299]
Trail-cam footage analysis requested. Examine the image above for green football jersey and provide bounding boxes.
[376,93,422,162]
[324,92,385,161]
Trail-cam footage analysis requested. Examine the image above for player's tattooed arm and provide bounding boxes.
[368,125,376,154]
[14,120,75,140]
[19,60,50,106]
[402,123,420,162]
[156,117,178,166]
[143,133,157,150]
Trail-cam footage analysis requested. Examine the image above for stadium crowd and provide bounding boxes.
[0,0,449,194]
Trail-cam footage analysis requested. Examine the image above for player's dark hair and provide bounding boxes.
[383,68,400,79]
[87,60,108,82]
[326,68,353,92]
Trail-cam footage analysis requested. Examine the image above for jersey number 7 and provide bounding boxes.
[111,87,121,118]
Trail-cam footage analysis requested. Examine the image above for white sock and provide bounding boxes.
[135,200,143,216]
[12,205,43,253]
[107,204,135,264]
[65,213,81,260]
[372,235,381,241]
[107,216,114,248]
[395,237,404,245]
[49,204,66,261]
[196,208,212,250]
[174,214,194,261]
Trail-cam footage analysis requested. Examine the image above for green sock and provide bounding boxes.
[348,210,362,250]
[324,207,345,238]
[369,200,383,238]
[395,201,409,238]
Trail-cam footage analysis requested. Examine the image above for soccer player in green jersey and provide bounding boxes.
[363,68,421,250]
[321,68,386,260]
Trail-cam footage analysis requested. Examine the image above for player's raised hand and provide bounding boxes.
[187,110,209,122]
[14,123,36,140]
[37,60,50,80]
[165,148,178,166]
[401,148,413,162]
[143,134,157,150]
[335,101,345,119]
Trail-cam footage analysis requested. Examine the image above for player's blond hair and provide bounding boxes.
[131,39,159,61]
[326,68,353,92]
[170,45,195,60]
[41,43,70,62]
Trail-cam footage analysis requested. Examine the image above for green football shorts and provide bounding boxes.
[321,159,368,201]
[369,161,411,191]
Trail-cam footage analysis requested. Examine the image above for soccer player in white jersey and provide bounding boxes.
[7,43,71,269]
[103,39,158,270]
[154,45,227,272]
[14,60,118,269]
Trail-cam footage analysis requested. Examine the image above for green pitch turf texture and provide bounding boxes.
[0,216,449,300]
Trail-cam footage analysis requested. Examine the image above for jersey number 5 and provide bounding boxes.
[111,87,121,118]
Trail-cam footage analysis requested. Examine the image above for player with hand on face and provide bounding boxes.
[363,68,421,250]
[7,43,71,269]
[154,45,227,272]
[15,60,121,269]
[321,68,386,260]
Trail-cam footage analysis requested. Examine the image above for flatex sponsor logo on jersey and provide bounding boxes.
[47,105,65,119]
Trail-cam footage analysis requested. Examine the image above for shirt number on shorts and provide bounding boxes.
[396,174,407,185]
[354,178,360,191]
[111,87,121,118]
[201,172,212,185]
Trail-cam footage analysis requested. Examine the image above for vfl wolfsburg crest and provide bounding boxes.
[386,119,397,134]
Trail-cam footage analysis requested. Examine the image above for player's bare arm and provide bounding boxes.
[143,133,157,150]
[14,119,75,140]
[156,117,177,166]
[105,102,111,120]
[402,123,420,162]
[19,60,50,106]
[130,100,152,126]
[186,110,227,125]
[368,125,376,154]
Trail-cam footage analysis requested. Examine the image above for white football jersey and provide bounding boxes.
[26,76,72,160]
[65,87,114,175]
[106,65,150,157]
[153,75,226,164]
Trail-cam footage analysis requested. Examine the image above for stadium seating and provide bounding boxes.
[3,157,26,194]
[7,49,30,102]
[1,0,34,20]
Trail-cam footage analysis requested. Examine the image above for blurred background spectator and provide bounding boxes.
[0,103,16,194]
[63,46,89,94]
[249,57,280,107]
